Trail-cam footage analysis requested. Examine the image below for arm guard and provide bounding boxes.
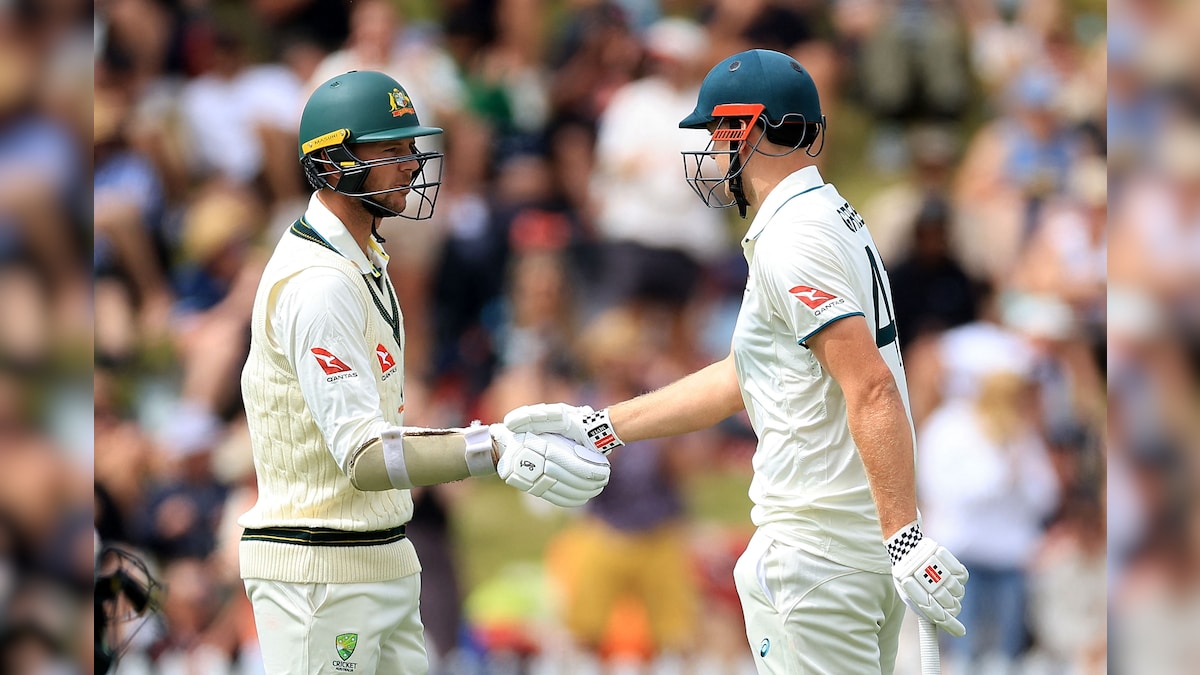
[346,423,498,491]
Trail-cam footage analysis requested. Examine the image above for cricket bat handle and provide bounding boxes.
[918,617,941,675]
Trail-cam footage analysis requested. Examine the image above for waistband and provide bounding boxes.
[240,524,407,547]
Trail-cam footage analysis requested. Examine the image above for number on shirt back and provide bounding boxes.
[864,246,898,350]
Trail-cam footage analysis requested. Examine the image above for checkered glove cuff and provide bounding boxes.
[885,521,923,566]
[579,408,623,455]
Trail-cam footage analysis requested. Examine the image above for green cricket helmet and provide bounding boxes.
[299,70,444,220]
[679,49,826,217]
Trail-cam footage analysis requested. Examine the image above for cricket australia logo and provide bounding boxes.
[333,632,358,671]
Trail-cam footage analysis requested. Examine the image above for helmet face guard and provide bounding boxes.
[681,103,826,216]
[302,131,444,220]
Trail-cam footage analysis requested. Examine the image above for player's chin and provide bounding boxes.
[384,191,409,211]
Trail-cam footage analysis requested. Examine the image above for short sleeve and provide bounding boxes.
[755,224,864,346]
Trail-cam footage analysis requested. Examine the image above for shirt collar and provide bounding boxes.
[303,192,389,277]
[743,165,826,243]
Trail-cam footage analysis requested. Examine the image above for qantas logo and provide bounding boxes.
[789,285,838,309]
[311,348,352,375]
[375,344,396,374]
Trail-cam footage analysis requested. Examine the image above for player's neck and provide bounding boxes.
[318,190,375,257]
[743,156,809,206]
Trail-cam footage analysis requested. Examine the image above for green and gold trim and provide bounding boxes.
[289,218,401,346]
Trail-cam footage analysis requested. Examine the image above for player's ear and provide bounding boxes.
[738,121,757,156]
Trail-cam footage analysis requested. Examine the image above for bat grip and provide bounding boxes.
[918,617,941,675]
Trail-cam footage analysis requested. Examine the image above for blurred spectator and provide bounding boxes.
[547,0,643,127]
[1111,120,1200,314]
[918,329,1060,671]
[249,0,352,53]
[865,124,961,262]
[553,308,698,663]
[169,184,265,420]
[848,0,971,171]
[1012,156,1106,345]
[450,0,549,139]
[0,6,87,371]
[177,26,312,197]
[955,68,1085,281]
[1001,291,1104,434]
[1025,471,1106,674]
[589,17,727,322]
[94,74,171,366]
[310,0,465,138]
[886,197,981,347]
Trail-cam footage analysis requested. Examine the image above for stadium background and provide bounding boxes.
[0,0,1197,673]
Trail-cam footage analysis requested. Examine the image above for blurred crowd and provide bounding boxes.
[3,0,1188,672]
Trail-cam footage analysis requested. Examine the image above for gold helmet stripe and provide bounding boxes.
[301,128,350,155]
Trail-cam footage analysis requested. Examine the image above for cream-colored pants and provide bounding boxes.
[245,574,428,674]
[733,530,905,674]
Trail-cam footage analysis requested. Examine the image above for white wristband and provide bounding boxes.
[380,427,412,489]
[462,421,497,477]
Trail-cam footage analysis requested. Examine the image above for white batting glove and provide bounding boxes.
[886,521,969,637]
[503,403,624,455]
[492,425,611,508]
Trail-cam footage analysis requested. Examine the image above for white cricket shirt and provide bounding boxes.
[732,166,914,574]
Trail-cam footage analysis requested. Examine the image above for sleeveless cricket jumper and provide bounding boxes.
[239,193,428,674]
[729,166,910,674]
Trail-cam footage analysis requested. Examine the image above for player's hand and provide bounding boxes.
[886,521,969,637]
[492,425,611,507]
[503,403,624,455]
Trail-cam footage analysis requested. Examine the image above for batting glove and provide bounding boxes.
[493,425,611,508]
[886,521,969,637]
[503,403,624,455]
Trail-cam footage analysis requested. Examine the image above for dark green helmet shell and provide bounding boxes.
[298,70,442,159]
[679,49,822,130]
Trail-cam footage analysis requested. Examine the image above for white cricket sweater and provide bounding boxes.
[238,206,419,584]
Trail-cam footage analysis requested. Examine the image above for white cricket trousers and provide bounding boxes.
[733,529,905,674]
[245,574,428,674]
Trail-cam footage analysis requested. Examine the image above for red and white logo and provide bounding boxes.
[311,348,352,375]
[922,564,944,588]
[789,285,838,309]
[375,344,396,374]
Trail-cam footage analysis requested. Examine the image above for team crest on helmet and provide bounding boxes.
[388,88,415,117]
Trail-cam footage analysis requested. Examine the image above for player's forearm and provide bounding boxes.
[346,425,498,491]
[608,354,744,442]
[845,376,919,538]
